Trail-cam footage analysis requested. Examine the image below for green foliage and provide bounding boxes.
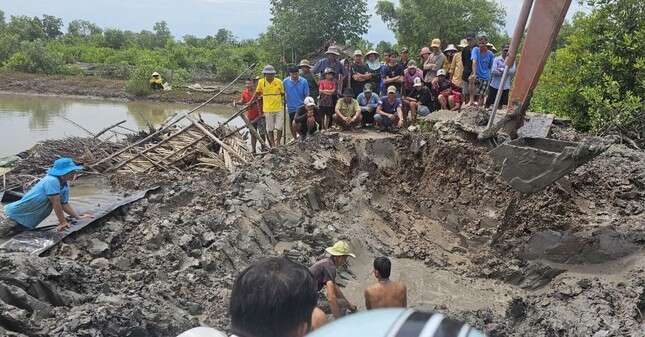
[0,10,5,28]
[376,0,506,50]
[4,40,64,74]
[67,20,102,37]
[532,0,644,139]
[42,15,63,39]
[267,0,370,60]
[102,28,128,49]
[6,15,46,41]
[125,64,159,97]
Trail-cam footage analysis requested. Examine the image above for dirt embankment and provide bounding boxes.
[1,130,644,336]
[0,71,241,105]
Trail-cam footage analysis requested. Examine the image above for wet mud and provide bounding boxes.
[1,129,644,336]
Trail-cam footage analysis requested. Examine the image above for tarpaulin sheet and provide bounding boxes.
[0,188,155,255]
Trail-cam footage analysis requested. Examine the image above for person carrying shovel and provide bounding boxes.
[1,158,93,238]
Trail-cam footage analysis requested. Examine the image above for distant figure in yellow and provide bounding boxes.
[150,72,163,90]
[364,257,407,310]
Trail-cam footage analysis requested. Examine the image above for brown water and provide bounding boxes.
[0,93,241,157]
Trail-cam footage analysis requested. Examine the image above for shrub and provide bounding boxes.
[4,40,64,74]
[125,64,162,96]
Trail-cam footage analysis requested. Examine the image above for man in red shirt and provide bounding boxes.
[235,78,266,153]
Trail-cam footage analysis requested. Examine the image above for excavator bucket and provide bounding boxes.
[489,137,610,194]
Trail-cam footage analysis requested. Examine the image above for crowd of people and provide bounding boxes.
[237,34,516,152]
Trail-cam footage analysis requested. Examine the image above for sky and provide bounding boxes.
[2,0,590,43]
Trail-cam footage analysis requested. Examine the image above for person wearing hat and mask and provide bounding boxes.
[255,64,285,147]
[423,39,446,84]
[318,67,338,129]
[443,44,458,77]
[283,65,310,139]
[403,60,423,94]
[299,60,318,103]
[1,158,93,237]
[419,47,431,84]
[433,69,461,111]
[468,35,495,107]
[334,88,362,129]
[404,77,434,122]
[309,241,358,320]
[461,34,477,105]
[398,48,410,69]
[350,50,372,98]
[293,96,320,140]
[486,44,516,109]
[375,86,403,130]
[364,50,382,96]
[150,72,163,90]
[356,84,379,126]
[450,39,467,89]
[312,45,345,80]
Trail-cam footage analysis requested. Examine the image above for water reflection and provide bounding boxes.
[0,95,69,130]
[0,93,239,157]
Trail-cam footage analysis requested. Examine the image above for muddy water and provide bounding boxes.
[341,243,523,315]
[0,93,242,157]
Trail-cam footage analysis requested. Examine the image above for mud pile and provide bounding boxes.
[1,130,644,337]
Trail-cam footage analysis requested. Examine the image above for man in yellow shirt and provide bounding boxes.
[255,65,285,147]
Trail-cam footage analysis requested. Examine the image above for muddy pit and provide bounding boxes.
[1,130,644,337]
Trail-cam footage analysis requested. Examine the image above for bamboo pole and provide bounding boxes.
[185,115,249,164]
[91,63,256,169]
[102,124,195,172]
[94,120,127,139]
[239,113,268,150]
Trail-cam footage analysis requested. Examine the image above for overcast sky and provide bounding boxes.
[3,0,590,42]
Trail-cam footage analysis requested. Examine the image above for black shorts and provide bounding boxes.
[319,106,334,117]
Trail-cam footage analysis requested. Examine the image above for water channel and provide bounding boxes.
[0,93,241,157]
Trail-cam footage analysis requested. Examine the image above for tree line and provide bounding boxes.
[0,0,641,139]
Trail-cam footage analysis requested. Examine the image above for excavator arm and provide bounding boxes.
[480,0,573,139]
[477,0,611,194]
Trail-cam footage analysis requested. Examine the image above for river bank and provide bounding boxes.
[0,71,242,105]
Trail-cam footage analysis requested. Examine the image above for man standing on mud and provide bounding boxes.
[235,78,266,154]
[309,241,358,320]
[1,158,93,237]
[283,66,310,139]
[255,65,285,147]
[364,257,407,310]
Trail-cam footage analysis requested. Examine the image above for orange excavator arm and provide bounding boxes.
[481,0,573,139]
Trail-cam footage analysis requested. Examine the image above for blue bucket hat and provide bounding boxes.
[47,157,84,176]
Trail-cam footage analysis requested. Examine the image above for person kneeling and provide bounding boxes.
[1,158,93,238]
[293,96,320,141]
[333,88,362,130]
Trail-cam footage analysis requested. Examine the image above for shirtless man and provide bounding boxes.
[364,257,407,309]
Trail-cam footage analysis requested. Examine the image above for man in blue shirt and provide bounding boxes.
[486,44,516,109]
[312,46,346,82]
[284,66,310,139]
[375,86,403,131]
[357,84,380,126]
[1,158,92,237]
[468,35,495,107]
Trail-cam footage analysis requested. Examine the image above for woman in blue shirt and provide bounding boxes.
[2,158,93,236]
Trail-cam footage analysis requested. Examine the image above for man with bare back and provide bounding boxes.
[364,257,407,309]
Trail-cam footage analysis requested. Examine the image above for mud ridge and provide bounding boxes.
[1,131,644,336]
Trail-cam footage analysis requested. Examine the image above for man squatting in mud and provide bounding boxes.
[0,158,93,237]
